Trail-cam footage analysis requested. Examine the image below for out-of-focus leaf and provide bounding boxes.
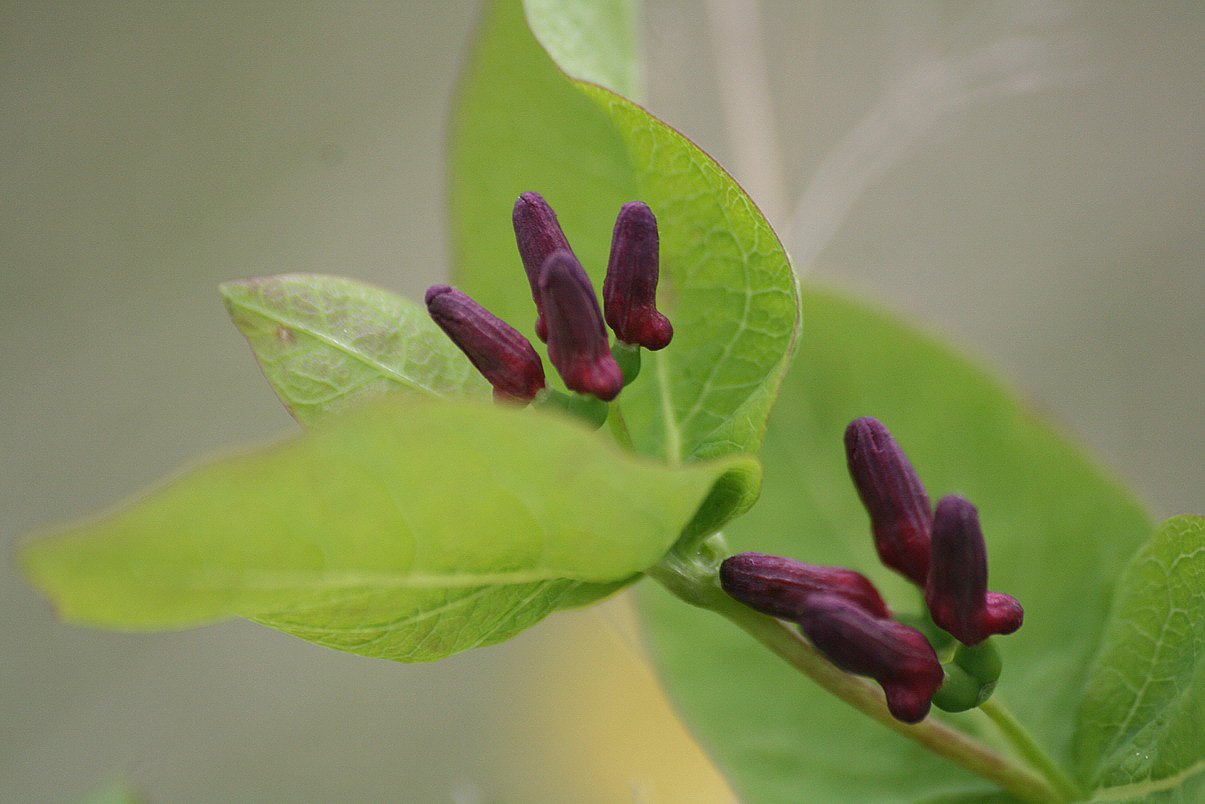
[78,780,146,804]
[524,0,641,99]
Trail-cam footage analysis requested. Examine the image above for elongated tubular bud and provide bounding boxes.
[425,285,546,402]
[720,552,890,620]
[513,191,575,342]
[798,594,944,723]
[539,250,624,401]
[845,417,933,585]
[925,496,1024,645]
[603,201,673,350]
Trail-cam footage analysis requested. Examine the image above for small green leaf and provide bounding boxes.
[221,274,489,425]
[20,398,756,662]
[450,0,800,464]
[523,0,642,99]
[1072,514,1205,802]
[637,284,1152,803]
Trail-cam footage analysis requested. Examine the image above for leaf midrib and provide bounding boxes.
[652,348,682,464]
[225,291,445,399]
[127,568,598,591]
[1087,758,1205,801]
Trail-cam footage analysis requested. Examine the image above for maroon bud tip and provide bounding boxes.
[425,284,452,306]
[513,191,575,343]
[882,681,939,725]
[720,552,890,620]
[798,595,943,723]
[984,592,1025,637]
[603,201,673,350]
[844,417,933,585]
[539,250,623,401]
[426,285,546,402]
[925,495,1023,645]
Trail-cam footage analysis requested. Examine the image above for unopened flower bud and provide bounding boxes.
[931,663,986,713]
[798,594,944,723]
[720,552,889,620]
[513,191,575,343]
[539,250,624,401]
[425,284,545,402]
[845,417,932,585]
[925,496,1024,646]
[603,201,673,350]
[932,641,1004,712]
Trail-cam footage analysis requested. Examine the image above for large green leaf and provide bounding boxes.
[221,274,488,426]
[1072,515,1204,803]
[638,283,1153,803]
[449,0,800,464]
[20,399,756,662]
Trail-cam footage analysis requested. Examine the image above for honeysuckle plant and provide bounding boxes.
[16,2,1202,803]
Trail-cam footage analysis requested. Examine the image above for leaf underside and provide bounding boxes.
[1072,514,1204,803]
[221,275,488,427]
[20,399,756,662]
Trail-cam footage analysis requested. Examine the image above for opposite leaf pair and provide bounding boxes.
[427,192,671,406]
[722,417,1023,723]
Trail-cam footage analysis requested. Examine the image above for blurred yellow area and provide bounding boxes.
[499,592,739,804]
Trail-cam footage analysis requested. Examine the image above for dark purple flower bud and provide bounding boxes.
[603,201,673,350]
[720,552,890,620]
[925,496,1024,646]
[425,284,546,402]
[513,191,576,343]
[845,417,933,585]
[798,594,944,724]
[539,250,624,401]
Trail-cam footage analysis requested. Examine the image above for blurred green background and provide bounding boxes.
[2,2,1200,801]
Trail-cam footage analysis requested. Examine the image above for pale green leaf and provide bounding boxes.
[523,0,642,100]
[78,781,145,804]
[21,399,756,662]
[638,284,1152,803]
[221,274,488,426]
[449,0,799,464]
[1073,515,1205,803]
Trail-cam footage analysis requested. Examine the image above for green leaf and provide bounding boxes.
[637,284,1152,803]
[523,0,642,99]
[20,398,756,663]
[221,274,489,426]
[1072,514,1205,803]
[675,456,763,556]
[78,781,146,804]
[449,0,800,464]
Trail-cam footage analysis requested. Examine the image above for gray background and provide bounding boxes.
[3,2,1200,802]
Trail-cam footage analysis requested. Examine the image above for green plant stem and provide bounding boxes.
[979,698,1083,802]
[648,536,1072,804]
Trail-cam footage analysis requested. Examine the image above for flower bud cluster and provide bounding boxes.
[721,552,942,723]
[721,552,943,723]
[845,418,1023,647]
[720,417,1024,723]
[426,192,672,411]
